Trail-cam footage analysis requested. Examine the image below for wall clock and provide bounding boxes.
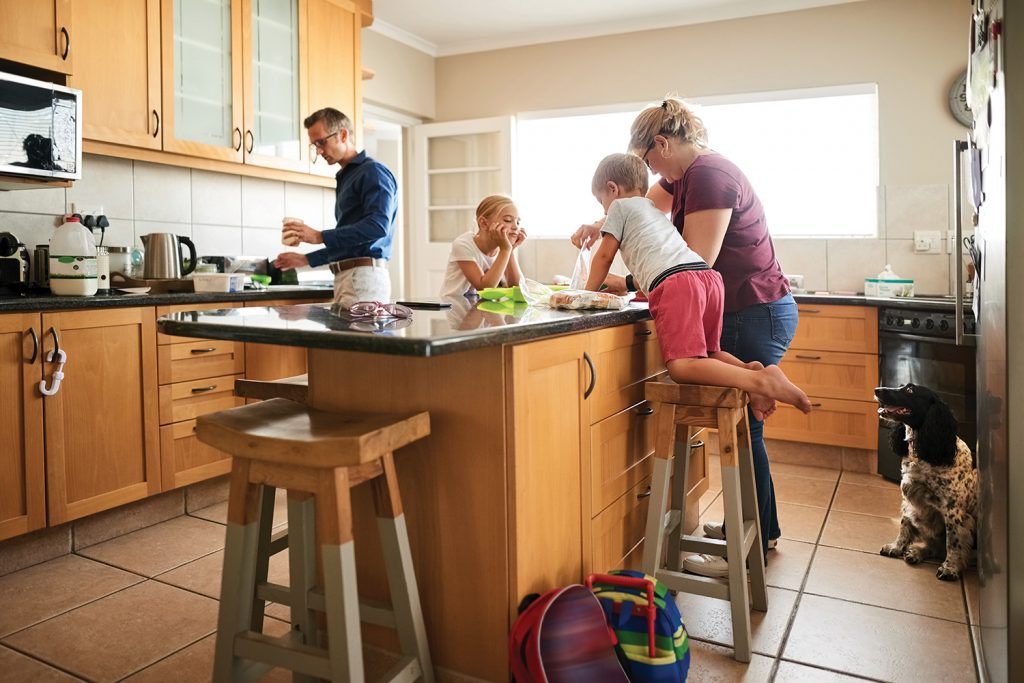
[949,70,973,127]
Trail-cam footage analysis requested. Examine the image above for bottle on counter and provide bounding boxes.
[96,246,110,293]
[49,216,98,296]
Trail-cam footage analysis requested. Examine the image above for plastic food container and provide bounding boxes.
[191,272,246,292]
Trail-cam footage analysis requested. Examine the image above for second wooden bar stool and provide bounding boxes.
[197,397,433,682]
[640,381,768,663]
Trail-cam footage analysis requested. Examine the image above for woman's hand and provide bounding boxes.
[570,219,604,249]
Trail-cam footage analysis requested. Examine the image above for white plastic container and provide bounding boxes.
[49,216,98,296]
[864,264,914,298]
[191,272,246,292]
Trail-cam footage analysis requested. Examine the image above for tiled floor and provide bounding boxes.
[0,462,980,682]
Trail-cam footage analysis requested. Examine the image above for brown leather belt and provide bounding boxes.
[329,257,386,274]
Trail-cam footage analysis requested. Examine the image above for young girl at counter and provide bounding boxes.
[584,153,812,417]
[439,195,527,299]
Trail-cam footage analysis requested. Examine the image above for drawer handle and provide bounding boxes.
[689,440,704,450]
[795,354,822,360]
[191,385,217,393]
[811,402,823,408]
[636,487,651,500]
[635,329,652,336]
[28,327,39,364]
[191,347,217,354]
[635,405,654,416]
[799,309,820,314]
[583,351,596,399]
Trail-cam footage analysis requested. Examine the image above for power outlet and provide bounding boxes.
[69,202,104,218]
[913,230,942,254]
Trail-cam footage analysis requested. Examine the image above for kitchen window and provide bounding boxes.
[514,84,879,239]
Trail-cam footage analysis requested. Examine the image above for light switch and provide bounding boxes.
[913,230,942,254]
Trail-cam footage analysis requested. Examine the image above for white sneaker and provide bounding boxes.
[683,553,729,578]
[702,521,778,549]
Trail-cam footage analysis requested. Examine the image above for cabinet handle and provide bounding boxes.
[811,402,823,408]
[232,128,242,151]
[799,308,820,314]
[636,487,652,500]
[152,110,160,137]
[583,351,596,399]
[191,347,216,354]
[635,328,652,336]
[635,404,654,416]
[689,440,704,450]
[27,328,39,364]
[60,27,70,60]
[795,354,822,360]
[191,385,217,393]
[244,130,254,154]
[48,327,60,357]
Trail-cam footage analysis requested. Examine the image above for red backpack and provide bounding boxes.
[509,584,629,682]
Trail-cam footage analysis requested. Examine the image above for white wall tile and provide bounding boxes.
[243,226,290,259]
[514,239,537,282]
[0,187,65,214]
[826,238,886,294]
[241,177,284,228]
[773,238,827,292]
[284,183,325,229]
[533,238,581,284]
[97,217,135,251]
[192,224,242,256]
[191,170,241,226]
[884,184,949,239]
[885,239,951,296]
[134,162,191,223]
[0,211,63,249]
[67,155,133,219]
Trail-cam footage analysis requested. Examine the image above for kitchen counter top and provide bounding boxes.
[793,293,969,312]
[0,285,333,312]
[156,298,651,356]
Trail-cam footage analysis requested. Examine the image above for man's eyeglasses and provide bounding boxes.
[348,301,413,321]
[310,130,340,150]
[641,139,655,169]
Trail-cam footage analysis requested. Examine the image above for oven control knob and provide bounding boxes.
[911,318,921,328]
[925,319,935,330]
[886,316,894,326]
[939,319,949,331]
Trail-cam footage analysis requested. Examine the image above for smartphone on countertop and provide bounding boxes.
[397,300,452,309]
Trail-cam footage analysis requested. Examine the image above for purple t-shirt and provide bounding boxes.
[658,153,789,313]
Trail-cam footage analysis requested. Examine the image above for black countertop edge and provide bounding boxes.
[793,293,969,311]
[0,287,333,312]
[156,305,653,357]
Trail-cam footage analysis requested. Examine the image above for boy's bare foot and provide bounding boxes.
[749,393,776,422]
[761,365,813,413]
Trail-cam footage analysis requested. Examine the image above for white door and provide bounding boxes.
[409,116,513,297]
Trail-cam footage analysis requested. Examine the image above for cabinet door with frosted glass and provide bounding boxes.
[241,0,309,172]
[160,0,244,161]
[410,117,513,296]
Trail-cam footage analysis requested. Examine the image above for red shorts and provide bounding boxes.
[647,269,725,362]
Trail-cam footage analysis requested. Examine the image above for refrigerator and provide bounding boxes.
[961,2,1023,681]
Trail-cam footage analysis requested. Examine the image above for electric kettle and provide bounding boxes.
[140,233,197,279]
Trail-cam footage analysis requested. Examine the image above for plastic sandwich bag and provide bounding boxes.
[519,277,628,310]
[570,246,592,290]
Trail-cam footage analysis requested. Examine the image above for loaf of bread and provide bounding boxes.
[548,289,627,310]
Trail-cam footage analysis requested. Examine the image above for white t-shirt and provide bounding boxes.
[439,231,495,299]
[600,196,705,293]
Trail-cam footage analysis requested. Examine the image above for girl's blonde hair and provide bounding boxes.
[628,96,709,155]
[476,194,516,222]
[591,153,649,195]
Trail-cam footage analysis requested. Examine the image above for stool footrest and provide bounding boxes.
[381,656,423,683]
[679,521,757,557]
[234,631,331,679]
[654,569,731,601]
[256,581,399,629]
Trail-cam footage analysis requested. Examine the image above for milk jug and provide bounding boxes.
[49,216,98,296]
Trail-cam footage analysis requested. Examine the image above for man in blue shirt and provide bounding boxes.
[274,108,398,306]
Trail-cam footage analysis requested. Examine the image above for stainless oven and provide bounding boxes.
[876,305,977,482]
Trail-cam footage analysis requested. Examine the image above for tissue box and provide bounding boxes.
[191,273,246,292]
[864,278,915,298]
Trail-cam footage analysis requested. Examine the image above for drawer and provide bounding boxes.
[588,320,665,424]
[156,302,243,345]
[158,373,244,425]
[764,397,878,450]
[159,419,232,490]
[157,339,245,385]
[590,401,657,515]
[791,305,878,354]
[779,349,878,402]
[591,475,652,575]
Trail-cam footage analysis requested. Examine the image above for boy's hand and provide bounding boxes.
[601,274,628,295]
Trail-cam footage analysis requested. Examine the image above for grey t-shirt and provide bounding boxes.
[600,196,705,293]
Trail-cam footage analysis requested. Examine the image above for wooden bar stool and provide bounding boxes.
[640,381,768,663]
[197,397,433,682]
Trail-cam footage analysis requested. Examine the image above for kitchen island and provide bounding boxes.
[157,298,693,680]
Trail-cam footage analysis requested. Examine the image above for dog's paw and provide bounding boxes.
[936,563,961,581]
[903,548,925,564]
[880,543,905,558]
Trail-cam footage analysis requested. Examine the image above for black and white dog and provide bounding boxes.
[874,383,978,580]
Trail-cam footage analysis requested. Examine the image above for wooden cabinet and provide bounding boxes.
[0,0,73,74]
[0,314,46,542]
[41,308,161,525]
[766,304,879,449]
[243,297,328,383]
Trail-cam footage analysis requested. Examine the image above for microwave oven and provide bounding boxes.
[0,71,82,181]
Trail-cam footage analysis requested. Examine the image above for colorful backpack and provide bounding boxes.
[510,583,630,682]
[587,570,691,682]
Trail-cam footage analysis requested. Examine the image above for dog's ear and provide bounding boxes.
[889,422,909,456]
[916,400,958,466]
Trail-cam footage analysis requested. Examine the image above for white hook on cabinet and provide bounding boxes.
[39,349,68,396]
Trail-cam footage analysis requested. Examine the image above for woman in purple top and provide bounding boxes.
[572,97,801,577]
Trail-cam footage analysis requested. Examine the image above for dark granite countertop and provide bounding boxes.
[156,297,652,357]
[0,286,333,312]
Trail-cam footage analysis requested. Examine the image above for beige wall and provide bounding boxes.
[361,28,436,120]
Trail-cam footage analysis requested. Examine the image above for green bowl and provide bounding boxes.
[477,284,567,303]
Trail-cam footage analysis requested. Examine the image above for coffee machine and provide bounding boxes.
[0,231,30,292]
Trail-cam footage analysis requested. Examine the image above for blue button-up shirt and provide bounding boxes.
[306,151,398,268]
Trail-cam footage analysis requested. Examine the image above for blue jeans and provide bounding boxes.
[719,293,798,558]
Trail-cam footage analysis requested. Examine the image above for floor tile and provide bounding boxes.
[804,546,967,622]
[819,509,901,554]
[0,644,83,682]
[675,586,797,657]
[3,581,218,682]
[189,488,289,529]
[771,462,841,482]
[774,660,873,681]
[776,503,828,543]
[77,516,226,577]
[156,548,290,601]
[783,594,975,681]
[0,555,143,638]
[831,482,902,518]
[772,474,836,508]
[839,470,899,489]
[765,539,814,591]
[685,640,774,682]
